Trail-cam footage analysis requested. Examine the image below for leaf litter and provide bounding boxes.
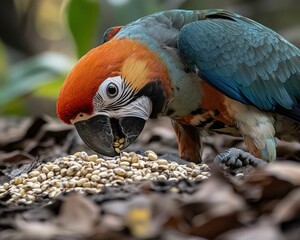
[0,116,300,239]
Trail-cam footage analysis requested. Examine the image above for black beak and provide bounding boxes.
[74,115,146,156]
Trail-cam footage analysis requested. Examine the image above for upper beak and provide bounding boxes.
[74,115,146,156]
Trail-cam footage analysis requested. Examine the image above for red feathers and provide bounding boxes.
[57,38,171,124]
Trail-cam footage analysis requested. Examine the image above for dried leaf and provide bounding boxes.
[272,189,300,224]
[56,194,99,234]
[217,222,283,240]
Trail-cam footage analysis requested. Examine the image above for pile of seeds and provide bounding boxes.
[0,151,210,205]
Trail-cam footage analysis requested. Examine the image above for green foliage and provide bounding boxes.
[0,53,73,115]
[67,0,101,58]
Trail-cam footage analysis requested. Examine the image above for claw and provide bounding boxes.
[213,148,267,168]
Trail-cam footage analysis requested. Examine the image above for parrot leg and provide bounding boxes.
[224,98,277,163]
[172,120,202,163]
[213,148,267,168]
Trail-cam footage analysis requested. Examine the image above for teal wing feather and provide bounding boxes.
[178,10,300,122]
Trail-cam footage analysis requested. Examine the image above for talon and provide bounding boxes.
[214,148,267,168]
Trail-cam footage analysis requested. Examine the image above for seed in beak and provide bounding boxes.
[114,137,125,154]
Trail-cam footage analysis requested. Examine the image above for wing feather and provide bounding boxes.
[178,11,300,122]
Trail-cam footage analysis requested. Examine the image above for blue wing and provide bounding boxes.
[178,10,300,123]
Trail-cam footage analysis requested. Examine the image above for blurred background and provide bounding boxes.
[0,0,300,164]
[0,0,300,118]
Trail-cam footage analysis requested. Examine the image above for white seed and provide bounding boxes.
[157,175,167,180]
[67,166,79,176]
[67,181,76,188]
[99,172,108,178]
[101,162,109,168]
[184,167,193,172]
[126,171,133,177]
[191,170,201,177]
[17,199,27,204]
[26,195,36,201]
[120,156,129,162]
[169,178,179,182]
[34,189,42,194]
[85,167,94,173]
[131,163,140,169]
[195,175,205,181]
[82,182,92,188]
[80,152,89,160]
[99,179,107,184]
[147,152,158,161]
[88,155,98,162]
[120,161,130,167]
[114,168,127,177]
[37,173,47,182]
[3,183,9,190]
[236,173,244,178]
[91,175,100,182]
[95,159,103,164]
[125,178,133,183]
[30,177,38,183]
[85,173,92,180]
[130,154,139,163]
[202,171,211,176]
[200,164,210,171]
[49,191,59,198]
[159,165,169,170]
[108,163,118,169]
[121,152,129,158]
[14,177,23,185]
[52,165,60,172]
[29,171,40,178]
[60,168,67,176]
[138,160,145,168]
[157,159,168,165]
[114,175,125,181]
[73,152,81,157]
[92,170,100,175]
[41,166,49,174]
[77,178,88,187]
[47,171,55,179]
[133,175,143,181]
[151,162,159,171]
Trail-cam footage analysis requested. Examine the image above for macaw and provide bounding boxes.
[57,9,300,166]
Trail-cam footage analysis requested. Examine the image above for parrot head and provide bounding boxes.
[57,38,172,156]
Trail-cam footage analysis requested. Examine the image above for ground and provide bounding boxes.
[0,116,300,239]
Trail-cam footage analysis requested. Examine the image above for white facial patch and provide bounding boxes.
[93,76,152,120]
[99,95,152,120]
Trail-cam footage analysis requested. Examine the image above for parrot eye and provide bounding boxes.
[106,83,118,98]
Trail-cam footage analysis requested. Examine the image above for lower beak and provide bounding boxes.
[74,115,146,156]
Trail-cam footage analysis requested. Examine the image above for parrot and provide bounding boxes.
[57,9,300,167]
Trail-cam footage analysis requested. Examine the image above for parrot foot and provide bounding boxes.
[213,148,267,168]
